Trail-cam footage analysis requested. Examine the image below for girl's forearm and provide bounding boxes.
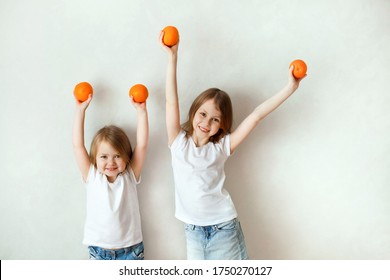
[72,109,86,148]
[252,83,298,123]
[136,109,149,149]
[165,51,181,144]
[166,54,178,104]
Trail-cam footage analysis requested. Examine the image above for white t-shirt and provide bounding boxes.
[82,165,143,249]
[170,130,237,226]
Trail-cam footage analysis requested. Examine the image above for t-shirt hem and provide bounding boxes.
[175,214,238,226]
[83,237,143,249]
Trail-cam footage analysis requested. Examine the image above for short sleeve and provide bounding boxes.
[84,165,95,184]
[169,130,187,150]
[127,167,141,185]
[221,134,231,157]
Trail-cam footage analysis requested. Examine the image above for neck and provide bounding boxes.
[191,134,209,147]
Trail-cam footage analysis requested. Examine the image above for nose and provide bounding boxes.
[205,118,213,127]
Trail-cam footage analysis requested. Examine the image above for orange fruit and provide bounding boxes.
[162,26,179,47]
[74,82,93,102]
[129,84,148,103]
[290,59,307,79]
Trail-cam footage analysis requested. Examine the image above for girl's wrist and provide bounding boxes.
[169,52,178,61]
[286,82,298,92]
[76,106,87,114]
[136,106,147,114]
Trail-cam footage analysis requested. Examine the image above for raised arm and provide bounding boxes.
[72,94,93,181]
[160,31,181,146]
[129,98,149,181]
[230,66,306,153]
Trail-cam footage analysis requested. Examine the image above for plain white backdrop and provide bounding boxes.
[0,0,389,260]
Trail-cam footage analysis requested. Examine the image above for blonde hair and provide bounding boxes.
[182,88,233,143]
[89,125,133,167]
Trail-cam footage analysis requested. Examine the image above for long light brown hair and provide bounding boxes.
[182,88,233,143]
[89,125,133,167]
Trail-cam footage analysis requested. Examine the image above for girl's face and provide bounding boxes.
[192,98,222,146]
[96,141,127,183]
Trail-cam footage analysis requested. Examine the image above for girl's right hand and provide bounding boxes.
[76,94,92,111]
[159,30,179,55]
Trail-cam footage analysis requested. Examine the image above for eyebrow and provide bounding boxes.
[98,152,120,156]
[200,108,221,119]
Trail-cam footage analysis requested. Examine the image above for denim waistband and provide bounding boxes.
[185,217,238,231]
[90,242,142,256]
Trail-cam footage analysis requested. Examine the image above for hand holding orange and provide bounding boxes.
[290,59,307,79]
[162,26,179,47]
[129,84,149,103]
[74,82,93,102]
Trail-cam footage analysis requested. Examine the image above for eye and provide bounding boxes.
[114,155,121,159]
[100,155,107,159]
[200,112,206,117]
[213,118,220,123]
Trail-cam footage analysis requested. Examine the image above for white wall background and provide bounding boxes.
[1,0,389,260]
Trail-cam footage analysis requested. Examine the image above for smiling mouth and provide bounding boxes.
[106,168,117,172]
[198,126,210,133]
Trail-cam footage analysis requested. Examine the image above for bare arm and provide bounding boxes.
[230,66,306,153]
[129,98,149,181]
[160,31,181,146]
[72,95,93,181]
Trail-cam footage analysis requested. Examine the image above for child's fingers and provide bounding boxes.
[288,65,295,79]
[84,94,93,105]
[129,95,136,104]
[129,96,147,110]
[159,30,180,51]
[159,30,169,48]
[129,95,142,106]
[75,94,92,106]
[159,30,164,43]
[298,74,307,81]
[288,65,307,82]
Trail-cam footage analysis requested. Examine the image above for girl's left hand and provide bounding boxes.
[288,65,306,90]
[130,95,146,110]
[76,94,93,111]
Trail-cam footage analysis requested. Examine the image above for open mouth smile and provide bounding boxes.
[198,126,210,133]
[106,167,117,172]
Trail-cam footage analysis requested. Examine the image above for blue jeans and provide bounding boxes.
[184,218,248,260]
[88,242,144,260]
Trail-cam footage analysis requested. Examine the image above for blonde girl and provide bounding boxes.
[72,93,148,260]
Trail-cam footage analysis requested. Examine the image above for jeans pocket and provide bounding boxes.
[88,246,98,260]
[216,219,237,231]
[184,224,196,231]
[131,242,144,260]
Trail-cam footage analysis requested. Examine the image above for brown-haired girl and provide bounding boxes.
[160,31,305,260]
[72,93,148,260]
